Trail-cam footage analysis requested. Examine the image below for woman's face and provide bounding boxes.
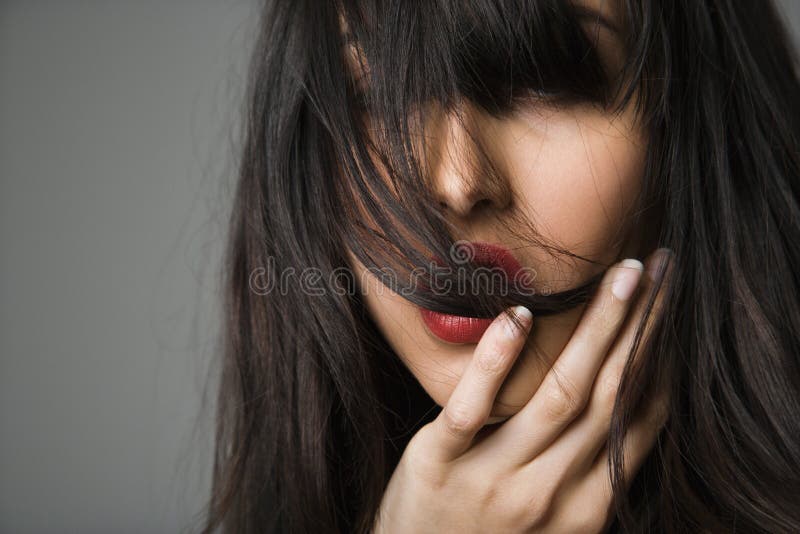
[349,0,648,422]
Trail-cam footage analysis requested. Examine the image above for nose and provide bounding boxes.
[429,103,512,220]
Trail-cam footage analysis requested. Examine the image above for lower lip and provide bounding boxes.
[420,309,494,344]
[419,242,523,344]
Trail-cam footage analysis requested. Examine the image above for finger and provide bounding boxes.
[496,258,644,464]
[527,248,674,479]
[430,306,533,462]
[567,388,670,532]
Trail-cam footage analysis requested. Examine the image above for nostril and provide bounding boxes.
[472,198,493,212]
[437,194,498,219]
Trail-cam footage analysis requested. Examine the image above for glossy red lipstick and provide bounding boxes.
[420,242,524,344]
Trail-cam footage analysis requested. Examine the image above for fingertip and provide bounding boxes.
[512,305,533,325]
[619,258,645,271]
[503,305,533,339]
[611,259,644,301]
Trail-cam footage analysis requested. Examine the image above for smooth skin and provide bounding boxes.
[374,249,672,533]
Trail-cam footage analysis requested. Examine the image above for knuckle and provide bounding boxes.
[441,401,479,438]
[406,427,431,455]
[474,475,503,512]
[404,429,450,486]
[583,294,609,324]
[542,374,585,423]
[403,432,439,472]
[588,292,625,335]
[405,428,435,464]
[597,366,624,407]
[474,348,508,378]
[522,490,555,527]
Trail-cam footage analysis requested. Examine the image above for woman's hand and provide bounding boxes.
[374,249,672,533]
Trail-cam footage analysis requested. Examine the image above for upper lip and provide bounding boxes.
[423,240,526,308]
[452,241,523,278]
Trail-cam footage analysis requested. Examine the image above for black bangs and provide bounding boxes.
[447,1,614,114]
[338,0,623,119]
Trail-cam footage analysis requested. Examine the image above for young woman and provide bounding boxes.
[202,0,800,531]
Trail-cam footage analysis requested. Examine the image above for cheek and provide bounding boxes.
[354,259,475,406]
[500,105,646,288]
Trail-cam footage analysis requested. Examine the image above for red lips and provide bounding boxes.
[419,242,524,344]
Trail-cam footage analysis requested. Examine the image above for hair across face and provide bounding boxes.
[204,0,800,531]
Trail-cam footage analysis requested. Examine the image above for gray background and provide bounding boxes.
[1,1,257,532]
[1,1,798,532]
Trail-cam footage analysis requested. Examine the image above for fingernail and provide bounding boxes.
[646,248,673,283]
[505,305,533,339]
[611,259,644,301]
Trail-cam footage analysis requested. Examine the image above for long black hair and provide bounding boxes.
[202,0,800,531]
